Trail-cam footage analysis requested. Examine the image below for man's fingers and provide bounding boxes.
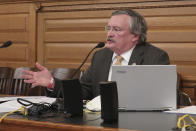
[21,74,33,79]
[22,70,34,75]
[24,79,35,83]
[36,62,46,71]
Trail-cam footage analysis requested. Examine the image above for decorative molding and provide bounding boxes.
[37,0,196,12]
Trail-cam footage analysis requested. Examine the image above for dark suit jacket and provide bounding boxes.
[47,42,170,100]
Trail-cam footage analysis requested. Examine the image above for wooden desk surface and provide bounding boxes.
[0,112,134,131]
[0,111,180,131]
[0,118,131,131]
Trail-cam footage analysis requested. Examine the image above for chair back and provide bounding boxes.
[0,67,13,94]
[177,73,192,106]
[52,68,81,80]
[10,67,32,95]
[10,67,46,96]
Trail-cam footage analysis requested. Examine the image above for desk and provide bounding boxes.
[0,111,181,131]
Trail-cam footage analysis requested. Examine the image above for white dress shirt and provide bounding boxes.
[108,46,135,81]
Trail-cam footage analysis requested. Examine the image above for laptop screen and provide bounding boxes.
[111,65,177,111]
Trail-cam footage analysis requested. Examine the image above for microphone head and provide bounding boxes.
[96,42,105,48]
[0,41,12,48]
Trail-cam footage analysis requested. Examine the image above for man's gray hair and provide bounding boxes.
[112,10,147,43]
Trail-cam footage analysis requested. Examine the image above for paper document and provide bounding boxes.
[0,96,56,113]
[86,95,101,111]
[164,106,196,115]
[0,96,48,102]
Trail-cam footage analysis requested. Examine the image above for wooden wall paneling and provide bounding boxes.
[153,43,196,64]
[40,0,196,12]
[0,3,37,68]
[37,10,112,70]
[28,4,38,67]
[37,4,196,78]
[37,13,45,66]
[0,0,177,4]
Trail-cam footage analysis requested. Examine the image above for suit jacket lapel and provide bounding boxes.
[129,44,145,65]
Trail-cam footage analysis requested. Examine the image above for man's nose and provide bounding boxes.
[107,29,115,37]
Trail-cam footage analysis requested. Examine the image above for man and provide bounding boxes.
[22,9,169,100]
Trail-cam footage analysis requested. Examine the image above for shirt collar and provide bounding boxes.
[112,45,136,63]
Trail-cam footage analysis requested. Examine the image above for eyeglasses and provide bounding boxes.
[105,25,122,34]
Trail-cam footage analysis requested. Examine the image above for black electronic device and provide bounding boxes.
[62,79,83,117]
[100,81,118,122]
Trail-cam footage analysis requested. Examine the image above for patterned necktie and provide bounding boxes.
[115,55,123,65]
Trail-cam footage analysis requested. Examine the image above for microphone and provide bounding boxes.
[71,42,105,78]
[95,42,105,48]
[0,41,12,48]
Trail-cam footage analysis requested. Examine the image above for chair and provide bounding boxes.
[0,67,14,94]
[10,67,31,96]
[10,67,45,96]
[177,73,192,106]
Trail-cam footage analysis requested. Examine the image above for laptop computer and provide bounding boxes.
[111,65,177,111]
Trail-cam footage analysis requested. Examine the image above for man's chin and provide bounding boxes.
[106,42,114,48]
[106,43,115,51]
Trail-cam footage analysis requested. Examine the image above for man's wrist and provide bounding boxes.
[47,77,54,89]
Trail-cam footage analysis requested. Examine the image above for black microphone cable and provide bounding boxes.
[17,98,58,116]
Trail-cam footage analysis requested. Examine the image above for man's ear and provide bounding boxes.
[132,34,140,43]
